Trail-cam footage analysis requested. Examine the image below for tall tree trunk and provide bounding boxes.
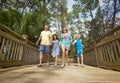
[98,6,105,33]
[112,0,117,28]
[0,3,2,11]
[89,5,94,41]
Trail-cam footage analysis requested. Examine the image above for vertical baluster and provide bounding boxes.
[4,39,10,60]
[106,44,112,62]
[15,44,20,60]
[109,43,116,62]
[10,41,16,60]
[0,37,6,60]
[6,40,12,60]
[104,44,110,62]
[112,41,119,61]
[18,45,24,61]
[116,40,120,61]
[13,42,18,60]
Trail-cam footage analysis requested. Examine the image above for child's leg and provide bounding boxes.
[80,54,84,68]
[77,56,80,65]
[55,56,57,66]
[81,54,83,65]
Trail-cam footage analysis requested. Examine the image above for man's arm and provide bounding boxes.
[36,35,42,45]
[49,32,52,45]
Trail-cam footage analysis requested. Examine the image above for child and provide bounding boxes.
[52,34,60,66]
[73,34,84,67]
[60,28,72,67]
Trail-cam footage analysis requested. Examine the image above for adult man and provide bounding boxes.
[36,24,52,67]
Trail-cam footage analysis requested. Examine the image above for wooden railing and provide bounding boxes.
[0,24,39,67]
[84,26,120,70]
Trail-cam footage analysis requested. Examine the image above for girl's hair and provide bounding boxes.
[52,34,59,40]
[62,27,68,33]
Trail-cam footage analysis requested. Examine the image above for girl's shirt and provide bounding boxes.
[73,39,83,50]
[52,40,59,48]
[60,33,72,47]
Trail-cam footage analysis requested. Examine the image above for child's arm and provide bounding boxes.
[72,40,77,45]
[82,44,84,48]
[58,40,61,46]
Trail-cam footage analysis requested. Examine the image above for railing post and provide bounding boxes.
[22,35,28,65]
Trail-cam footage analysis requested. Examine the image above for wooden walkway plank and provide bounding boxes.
[0,64,120,83]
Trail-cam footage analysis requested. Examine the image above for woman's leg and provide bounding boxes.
[65,49,69,66]
[62,47,65,67]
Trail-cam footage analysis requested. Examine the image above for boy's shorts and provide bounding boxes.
[76,50,83,57]
[39,45,50,54]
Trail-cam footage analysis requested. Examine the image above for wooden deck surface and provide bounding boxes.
[0,63,120,83]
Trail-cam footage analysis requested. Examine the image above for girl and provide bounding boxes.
[73,34,84,67]
[60,28,72,67]
[52,34,60,66]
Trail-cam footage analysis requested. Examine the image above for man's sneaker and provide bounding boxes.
[65,63,68,66]
[38,64,42,67]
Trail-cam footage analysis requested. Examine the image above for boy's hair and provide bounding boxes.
[75,33,81,39]
[52,34,59,40]
[62,27,68,33]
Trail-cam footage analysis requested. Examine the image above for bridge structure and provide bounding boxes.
[0,24,120,83]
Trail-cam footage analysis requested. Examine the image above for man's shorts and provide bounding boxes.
[39,45,50,54]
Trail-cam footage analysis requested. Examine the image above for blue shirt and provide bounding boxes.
[73,39,83,51]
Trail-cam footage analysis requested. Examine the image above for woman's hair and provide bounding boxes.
[52,34,59,40]
[62,27,68,33]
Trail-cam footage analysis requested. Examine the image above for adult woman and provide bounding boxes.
[60,28,72,67]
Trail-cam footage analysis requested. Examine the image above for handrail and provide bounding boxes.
[0,24,39,67]
[84,26,120,71]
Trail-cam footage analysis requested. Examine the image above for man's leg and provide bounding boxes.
[38,45,44,67]
[45,46,50,66]
[46,54,49,66]
[40,52,43,64]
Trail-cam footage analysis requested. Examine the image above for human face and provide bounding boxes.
[44,25,48,31]
[77,34,81,39]
[63,28,67,33]
[53,35,57,40]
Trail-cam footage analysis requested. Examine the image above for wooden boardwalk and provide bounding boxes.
[0,63,120,83]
